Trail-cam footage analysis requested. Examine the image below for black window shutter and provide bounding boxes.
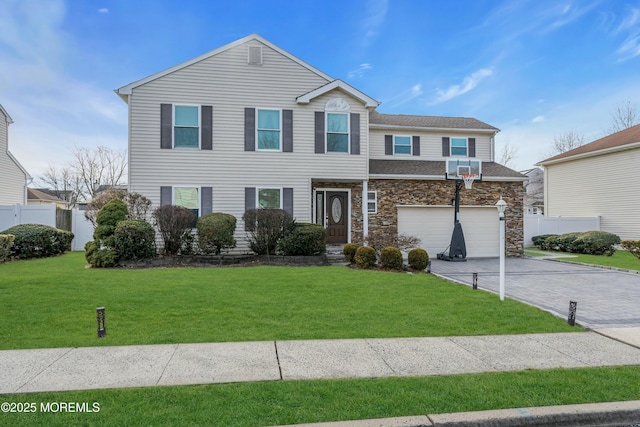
[468,138,476,157]
[442,137,450,157]
[412,136,420,156]
[160,186,172,206]
[385,135,393,155]
[244,187,256,230]
[244,108,255,151]
[201,187,212,215]
[350,113,360,155]
[283,109,293,152]
[283,188,293,216]
[314,112,325,153]
[161,104,172,149]
[201,106,212,150]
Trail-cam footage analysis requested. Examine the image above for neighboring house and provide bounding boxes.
[520,168,544,214]
[537,124,640,240]
[0,104,31,205]
[115,34,526,257]
[27,188,69,209]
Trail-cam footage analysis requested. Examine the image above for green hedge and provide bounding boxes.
[532,231,620,256]
[197,213,237,255]
[277,222,326,256]
[115,220,156,261]
[0,234,15,263]
[380,246,403,270]
[1,224,73,259]
[408,248,429,270]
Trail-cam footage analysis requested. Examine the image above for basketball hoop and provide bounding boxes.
[461,174,477,190]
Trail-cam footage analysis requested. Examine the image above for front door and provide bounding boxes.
[326,191,348,244]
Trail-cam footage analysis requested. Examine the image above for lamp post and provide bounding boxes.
[495,198,507,301]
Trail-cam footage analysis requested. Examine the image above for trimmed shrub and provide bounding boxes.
[531,234,557,249]
[197,213,237,255]
[408,248,429,271]
[115,220,156,261]
[243,208,294,255]
[621,240,640,260]
[343,243,360,264]
[380,246,403,270]
[571,231,620,256]
[94,199,128,244]
[0,234,15,263]
[554,232,582,252]
[92,248,119,268]
[152,205,196,255]
[542,235,560,251]
[367,232,421,257]
[1,224,73,259]
[354,246,377,269]
[85,241,98,265]
[277,222,326,256]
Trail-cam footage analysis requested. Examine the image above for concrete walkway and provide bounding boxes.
[2,331,640,394]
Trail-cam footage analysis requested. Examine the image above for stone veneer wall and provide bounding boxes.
[368,179,525,256]
[313,181,364,243]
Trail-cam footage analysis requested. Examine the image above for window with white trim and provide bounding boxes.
[450,137,468,156]
[257,109,281,150]
[257,188,281,209]
[174,105,200,148]
[174,186,199,226]
[394,136,412,155]
[367,191,377,214]
[326,113,349,153]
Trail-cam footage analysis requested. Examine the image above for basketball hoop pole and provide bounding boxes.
[437,179,467,262]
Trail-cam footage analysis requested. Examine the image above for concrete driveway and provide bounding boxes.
[430,257,640,329]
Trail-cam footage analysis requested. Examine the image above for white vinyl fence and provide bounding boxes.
[524,214,600,247]
[0,204,93,251]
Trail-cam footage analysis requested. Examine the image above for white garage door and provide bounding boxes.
[398,206,499,258]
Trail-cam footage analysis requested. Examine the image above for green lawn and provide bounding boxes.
[525,247,640,271]
[2,367,639,427]
[0,252,578,350]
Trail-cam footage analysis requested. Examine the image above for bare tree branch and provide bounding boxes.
[607,100,639,134]
[498,141,519,166]
[546,131,585,157]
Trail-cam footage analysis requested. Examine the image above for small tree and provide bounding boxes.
[366,232,421,258]
[243,208,293,255]
[153,205,195,255]
[197,213,237,255]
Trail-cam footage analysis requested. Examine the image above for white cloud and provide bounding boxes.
[361,0,388,47]
[348,63,373,79]
[615,7,640,61]
[532,115,545,123]
[385,83,423,107]
[430,68,493,104]
[98,8,109,14]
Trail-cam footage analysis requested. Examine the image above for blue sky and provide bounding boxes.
[1,0,640,180]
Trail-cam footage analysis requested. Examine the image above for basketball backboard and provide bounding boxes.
[445,158,482,181]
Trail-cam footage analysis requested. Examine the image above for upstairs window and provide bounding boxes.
[451,137,468,156]
[326,113,349,153]
[394,136,412,155]
[257,109,281,150]
[174,106,199,148]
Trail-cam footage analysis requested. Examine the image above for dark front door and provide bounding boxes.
[326,191,348,244]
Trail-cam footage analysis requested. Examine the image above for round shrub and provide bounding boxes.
[197,213,237,255]
[95,199,128,237]
[571,231,620,256]
[115,220,156,261]
[354,246,377,269]
[532,234,557,249]
[408,248,429,271]
[85,240,98,265]
[1,224,74,259]
[343,243,360,264]
[92,248,119,268]
[380,246,403,270]
[277,222,326,256]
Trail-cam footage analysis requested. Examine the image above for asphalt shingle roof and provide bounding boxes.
[369,159,526,179]
[539,123,640,164]
[370,111,499,131]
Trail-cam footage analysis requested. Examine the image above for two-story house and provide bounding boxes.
[116,34,525,257]
[0,104,30,205]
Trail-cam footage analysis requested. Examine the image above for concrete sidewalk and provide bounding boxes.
[2,330,640,394]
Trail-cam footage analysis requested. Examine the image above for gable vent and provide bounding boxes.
[248,46,263,65]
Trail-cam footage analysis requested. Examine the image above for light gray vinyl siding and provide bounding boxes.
[0,112,28,205]
[369,129,492,161]
[126,39,369,250]
[544,148,640,240]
